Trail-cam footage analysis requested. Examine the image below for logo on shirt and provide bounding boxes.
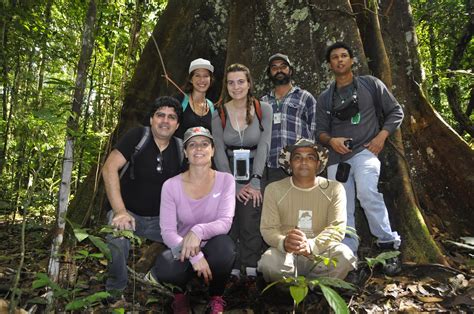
[213,193,221,198]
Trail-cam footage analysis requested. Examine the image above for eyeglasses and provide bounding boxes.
[156,153,163,173]
[186,141,211,150]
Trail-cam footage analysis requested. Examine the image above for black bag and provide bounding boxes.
[332,95,359,121]
[336,162,351,182]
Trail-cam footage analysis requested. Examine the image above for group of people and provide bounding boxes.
[102,41,404,313]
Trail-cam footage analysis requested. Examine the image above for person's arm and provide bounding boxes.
[159,178,184,249]
[211,110,232,174]
[190,173,236,240]
[375,77,404,134]
[319,132,352,155]
[260,184,286,252]
[305,92,318,140]
[307,182,347,255]
[364,77,404,155]
[249,101,273,190]
[102,149,135,230]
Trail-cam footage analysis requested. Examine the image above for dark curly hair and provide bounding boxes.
[325,42,354,62]
[148,96,183,123]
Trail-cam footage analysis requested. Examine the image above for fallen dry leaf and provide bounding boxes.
[416,295,444,303]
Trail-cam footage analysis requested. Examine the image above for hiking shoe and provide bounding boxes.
[376,242,402,276]
[207,296,226,314]
[172,293,191,314]
[383,256,402,276]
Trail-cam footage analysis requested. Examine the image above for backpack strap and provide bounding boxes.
[119,126,151,180]
[174,136,184,165]
[218,98,263,131]
[254,98,264,131]
[181,94,190,111]
[206,99,215,114]
[219,104,228,130]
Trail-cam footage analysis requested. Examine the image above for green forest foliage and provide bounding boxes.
[0,0,471,223]
[0,0,166,220]
[411,0,473,140]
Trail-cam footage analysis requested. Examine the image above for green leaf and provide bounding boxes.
[376,251,400,260]
[32,273,51,289]
[112,308,125,314]
[76,249,89,256]
[146,297,160,305]
[366,251,400,269]
[289,284,308,306]
[65,299,87,310]
[313,276,356,290]
[89,235,111,261]
[262,279,283,294]
[73,228,90,242]
[85,291,110,303]
[26,296,48,305]
[320,284,349,314]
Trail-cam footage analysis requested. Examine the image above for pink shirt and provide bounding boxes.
[160,171,236,251]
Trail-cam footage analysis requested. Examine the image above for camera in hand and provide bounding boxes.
[344,139,353,150]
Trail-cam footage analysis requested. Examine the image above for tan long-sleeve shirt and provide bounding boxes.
[260,176,347,255]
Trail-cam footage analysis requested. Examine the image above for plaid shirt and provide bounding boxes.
[261,86,317,168]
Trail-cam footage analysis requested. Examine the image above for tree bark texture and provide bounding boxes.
[70,0,474,264]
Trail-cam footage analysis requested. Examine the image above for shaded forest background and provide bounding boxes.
[0,0,473,312]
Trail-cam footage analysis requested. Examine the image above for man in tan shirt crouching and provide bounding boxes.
[258,138,357,282]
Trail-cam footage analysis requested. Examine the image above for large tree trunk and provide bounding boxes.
[70,0,474,264]
[378,0,474,253]
[351,0,445,263]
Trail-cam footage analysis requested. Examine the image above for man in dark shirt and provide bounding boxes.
[316,42,403,274]
[102,96,183,299]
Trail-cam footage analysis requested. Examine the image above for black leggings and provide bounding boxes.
[151,234,235,296]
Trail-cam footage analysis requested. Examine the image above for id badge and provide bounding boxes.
[233,149,250,181]
[297,210,314,237]
[273,112,282,124]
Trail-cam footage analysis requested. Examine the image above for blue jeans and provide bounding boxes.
[327,149,401,253]
[105,211,163,291]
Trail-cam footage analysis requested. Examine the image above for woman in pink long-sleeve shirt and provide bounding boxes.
[148,127,235,314]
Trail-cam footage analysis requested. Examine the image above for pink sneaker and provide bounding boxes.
[207,296,226,314]
[172,293,190,314]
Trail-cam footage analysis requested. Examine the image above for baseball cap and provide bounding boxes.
[183,126,214,144]
[268,53,292,67]
[189,58,214,74]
